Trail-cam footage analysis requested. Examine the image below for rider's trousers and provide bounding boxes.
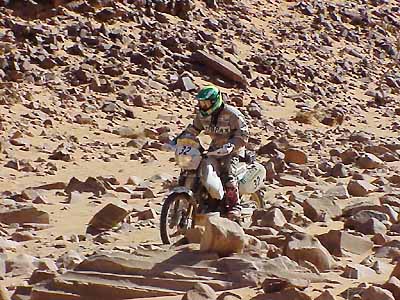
[199,154,240,206]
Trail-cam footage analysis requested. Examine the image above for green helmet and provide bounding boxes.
[195,85,223,117]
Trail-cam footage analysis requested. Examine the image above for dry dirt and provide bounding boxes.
[0,0,400,299]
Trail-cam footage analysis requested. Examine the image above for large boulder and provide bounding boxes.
[182,283,217,300]
[361,286,394,300]
[345,210,388,235]
[391,262,400,279]
[200,215,246,256]
[65,176,108,196]
[382,276,400,300]
[314,290,337,300]
[356,153,384,169]
[284,148,308,164]
[317,230,373,256]
[283,233,335,272]
[324,184,350,199]
[0,205,49,224]
[251,208,287,229]
[303,197,342,222]
[191,50,247,86]
[342,264,376,279]
[260,287,312,300]
[0,283,10,300]
[347,180,376,197]
[87,202,130,232]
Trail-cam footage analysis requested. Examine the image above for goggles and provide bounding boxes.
[198,100,213,110]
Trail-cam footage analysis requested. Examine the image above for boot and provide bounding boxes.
[225,180,240,220]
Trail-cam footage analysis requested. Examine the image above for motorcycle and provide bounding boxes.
[160,135,266,244]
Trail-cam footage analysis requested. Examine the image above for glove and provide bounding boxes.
[161,139,177,152]
[208,143,235,157]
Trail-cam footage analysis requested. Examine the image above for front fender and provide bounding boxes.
[166,186,196,205]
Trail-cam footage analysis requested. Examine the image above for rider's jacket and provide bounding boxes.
[184,103,249,157]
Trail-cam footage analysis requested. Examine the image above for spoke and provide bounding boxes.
[165,196,192,244]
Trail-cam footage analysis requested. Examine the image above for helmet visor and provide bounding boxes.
[198,100,213,111]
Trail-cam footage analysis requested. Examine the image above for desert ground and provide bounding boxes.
[0,0,400,299]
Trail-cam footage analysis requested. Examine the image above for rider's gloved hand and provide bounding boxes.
[161,139,177,152]
[208,143,234,156]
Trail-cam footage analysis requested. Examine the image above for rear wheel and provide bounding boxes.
[250,189,265,209]
[160,194,194,245]
[240,189,265,227]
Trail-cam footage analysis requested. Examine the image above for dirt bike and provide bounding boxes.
[160,136,266,244]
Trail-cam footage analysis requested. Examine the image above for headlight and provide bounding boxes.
[176,155,193,167]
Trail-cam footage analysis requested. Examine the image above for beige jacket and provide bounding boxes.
[184,104,249,157]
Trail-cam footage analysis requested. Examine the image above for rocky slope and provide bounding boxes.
[0,0,400,299]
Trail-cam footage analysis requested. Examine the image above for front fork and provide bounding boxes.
[176,170,199,229]
[179,170,197,190]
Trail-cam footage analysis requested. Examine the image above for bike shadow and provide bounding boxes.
[149,245,219,276]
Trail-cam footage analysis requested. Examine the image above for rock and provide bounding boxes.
[318,230,373,256]
[259,287,312,300]
[243,234,269,253]
[185,227,205,244]
[0,283,10,300]
[0,206,49,224]
[251,208,287,229]
[134,208,157,220]
[372,233,391,246]
[58,250,85,269]
[182,282,217,300]
[0,237,19,251]
[284,148,307,164]
[278,175,307,186]
[314,290,337,300]
[200,215,246,256]
[284,232,335,272]
[29,269,57,285]
[331,163,348,177]
[191,50,247,86]
[340,148,359,164]
[303,197,342,222]
[6,253,39,276]
[324,185,350,199]
[349,132,371,143]
[247,101,262,118]
[342,200,393,220]
[257,139,290,156]
[391,262,400,279]
[65,177,107,197]
[244,226,279,237]
[262,277,309,293]
[347,180,376,197]
[11,231,36,242]
[87,202,130,232]
[342,264,376,279]
[356,153,384,169]
[361,286,394,300]
[216,292,242,300]
[126,176,144,186]
[382,276,400,300]
[170,72,197,92]
[129,94,147,107]
[67,44,84,55]
[376,240,400,258]
[345,210,388,235]
[380,194,400,208]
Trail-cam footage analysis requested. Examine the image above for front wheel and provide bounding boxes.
[160,194,194,244]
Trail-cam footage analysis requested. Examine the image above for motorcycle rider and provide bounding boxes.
[177,85,249,219]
